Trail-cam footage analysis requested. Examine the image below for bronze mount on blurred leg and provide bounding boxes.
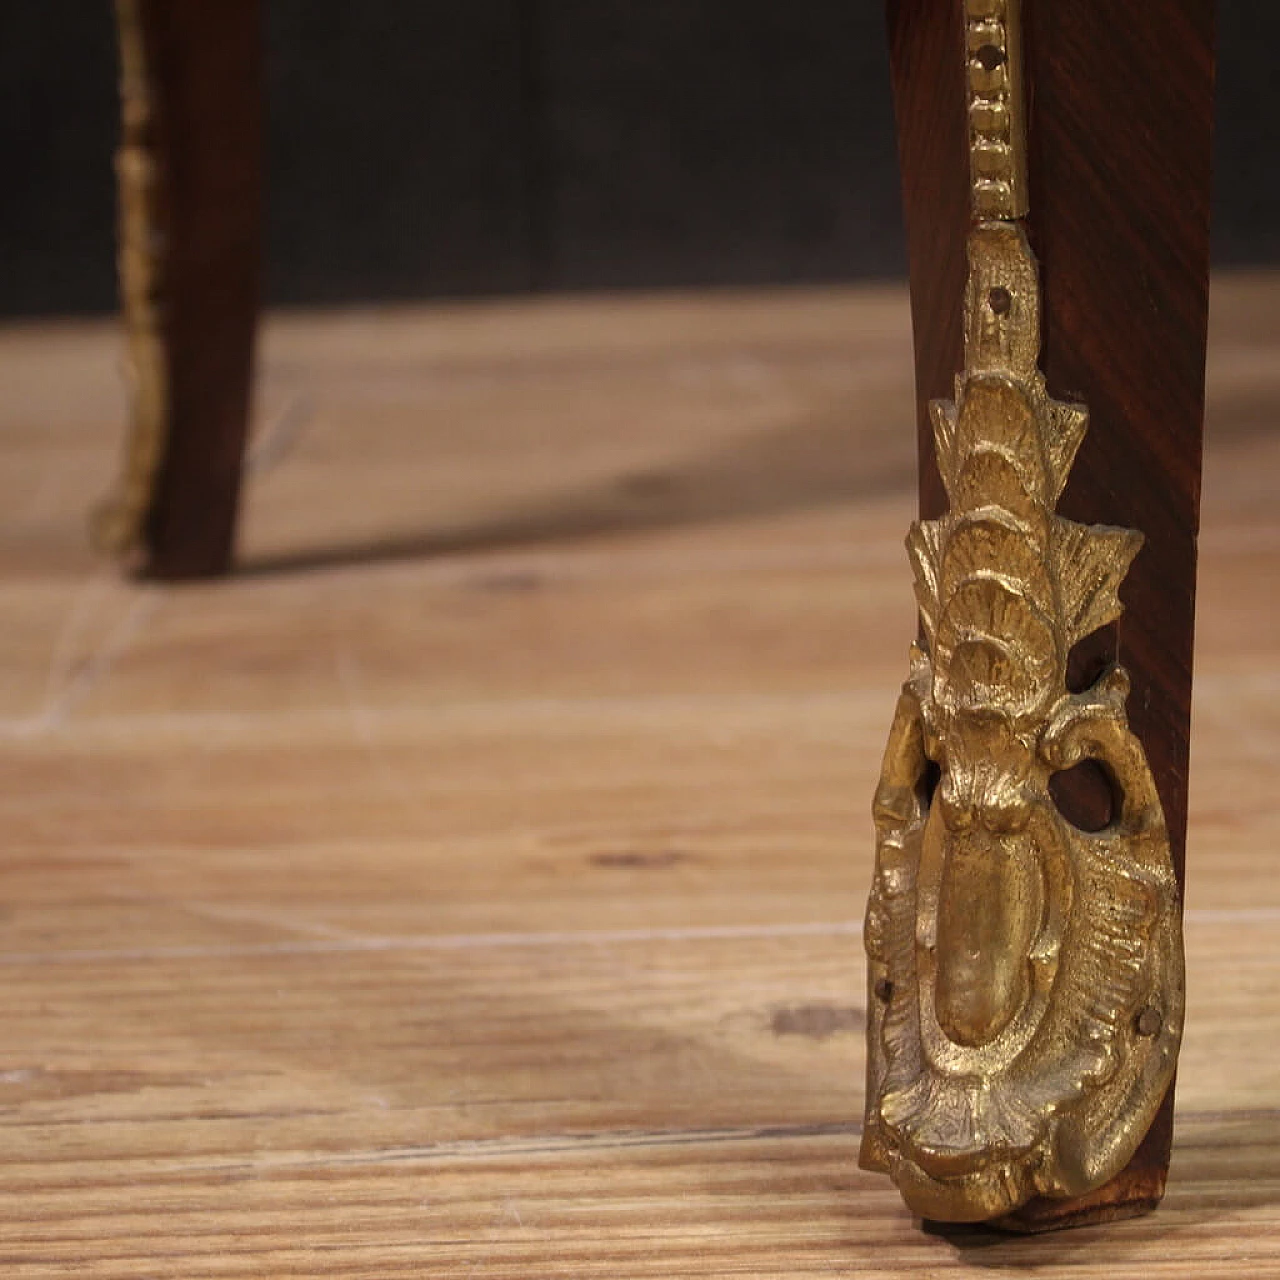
[96,0,261,580]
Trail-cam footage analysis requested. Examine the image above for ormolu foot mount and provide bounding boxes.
[861,0,1196,1227]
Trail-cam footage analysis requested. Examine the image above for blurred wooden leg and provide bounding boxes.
[871,0,1215,1231]
[97,0,262,579]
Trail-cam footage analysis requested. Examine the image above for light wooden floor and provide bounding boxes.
[0,276,1277,1277]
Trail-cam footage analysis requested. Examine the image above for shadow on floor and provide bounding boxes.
[916,1108,1280,1269]
[237,400,917,578]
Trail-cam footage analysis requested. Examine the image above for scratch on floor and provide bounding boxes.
[35,569,117,712]
[1,573,159,738]
[245,391,315,477]
[180,898,366,944]
[331,637,425,826]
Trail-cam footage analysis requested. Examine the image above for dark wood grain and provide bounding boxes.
[886,0,1215,1232]
[129,0,262,579]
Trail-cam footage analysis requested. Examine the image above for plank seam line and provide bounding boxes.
[0,910,1266,966]
[2,1111,1269,1179]
[0,671,1273,742]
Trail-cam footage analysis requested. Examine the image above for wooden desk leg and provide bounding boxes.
[862,0,1214,1231]
[95,0,262,580]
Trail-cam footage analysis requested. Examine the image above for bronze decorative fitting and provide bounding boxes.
[93,0,169,557]
[860,0,1184,1224]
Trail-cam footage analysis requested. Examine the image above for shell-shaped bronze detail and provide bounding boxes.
[860,222,1184,1223]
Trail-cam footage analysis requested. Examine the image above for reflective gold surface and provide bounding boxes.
[860,214,1185,1222]
[965,0,1027,220]
[93,0,167,558]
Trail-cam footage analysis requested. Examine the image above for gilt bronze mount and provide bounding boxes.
[861,0,1187,1226]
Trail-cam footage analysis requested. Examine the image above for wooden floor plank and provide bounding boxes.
[2,1119,1278,1280]
[0,278,1277,1273]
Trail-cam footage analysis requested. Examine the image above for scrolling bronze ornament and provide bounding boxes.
[860,0,1184,1224]
[93,0,169,558]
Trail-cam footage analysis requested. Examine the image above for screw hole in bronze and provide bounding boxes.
[974,44,1007,71]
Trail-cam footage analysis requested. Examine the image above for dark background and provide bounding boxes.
[3,1,1276,318]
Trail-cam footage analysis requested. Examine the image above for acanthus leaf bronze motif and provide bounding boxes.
[860,0,1184,1224]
